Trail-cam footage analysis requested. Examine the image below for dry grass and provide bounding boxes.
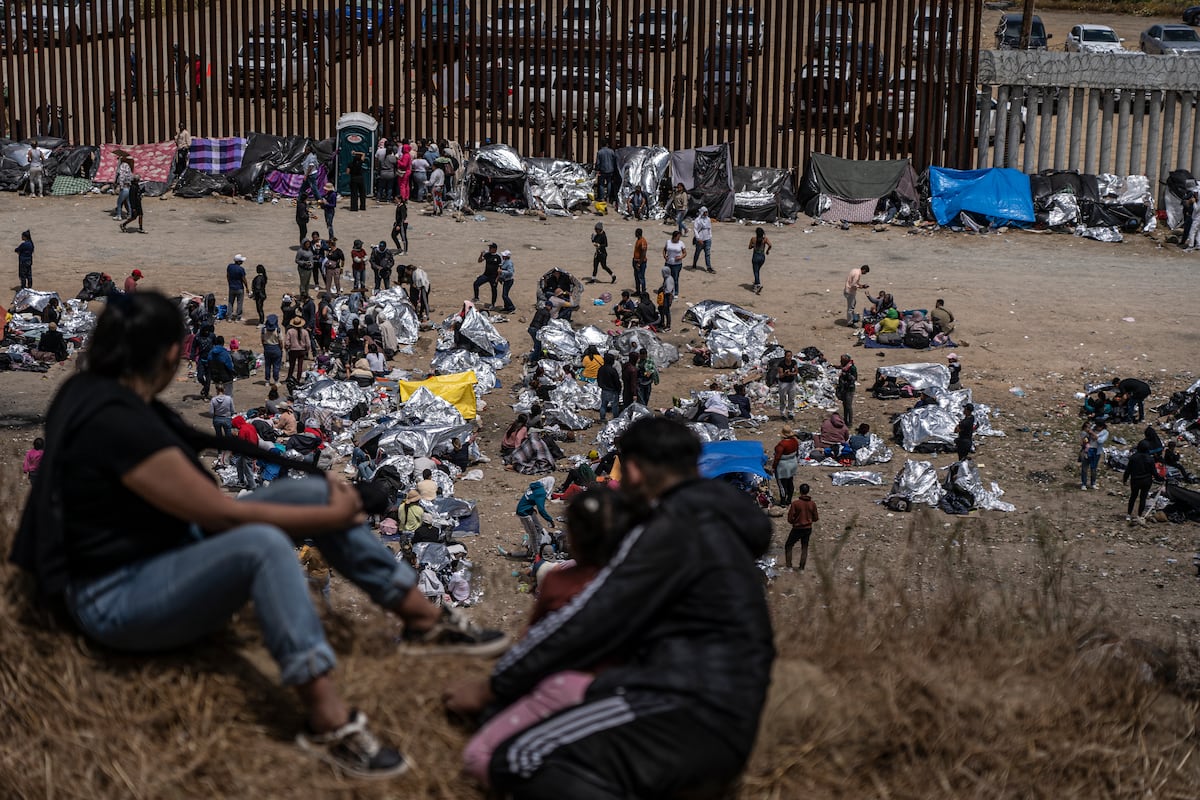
[2,468,1198,798]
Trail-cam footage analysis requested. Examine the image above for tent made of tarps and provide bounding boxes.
[335,112,378,196]
[188,137,247,174]
[733,165,799,222]
[797,154,917,222]
[669,143,735,220]
[94,142,176,184]
[617,145,670,219]
[928,167,1035,227]
[1030,170,1154,235]
[462,143,528,211]
[228,133,334,196]
[699,440,768,479]
[398,371,479,419]
[523,158,594,217]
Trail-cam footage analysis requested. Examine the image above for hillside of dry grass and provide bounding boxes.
[3,470,1198,799]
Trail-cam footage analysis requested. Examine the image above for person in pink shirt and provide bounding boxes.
[22,437,44,481]
[124,269,143,293]
[396,143,413,201]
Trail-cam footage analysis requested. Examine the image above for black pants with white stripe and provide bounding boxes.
[490,693,746,799]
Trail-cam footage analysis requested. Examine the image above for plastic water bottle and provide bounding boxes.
[256,184,265,204]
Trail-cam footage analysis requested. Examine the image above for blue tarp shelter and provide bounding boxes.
[928,167,1035,226]
[698,440,768,480]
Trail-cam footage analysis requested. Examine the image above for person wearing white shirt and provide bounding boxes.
[690,206,714,272]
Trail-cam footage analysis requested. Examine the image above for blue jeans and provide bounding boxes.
[213,415,232,440]
[63,477,417,687]
[117,187,131,217]
[324,209,335,240]
[668,262,682,296]
[599,389,621,421]
[691,238,712,269]
[1080,448,1100,488]
[751,253,765,285]
[597,172,618,203]
[263,344,282,383]
[632,259,647,294]
[675,210,686,232]
[500,278,515,311]
[528,328,542,363]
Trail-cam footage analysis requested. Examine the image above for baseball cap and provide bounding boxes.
[131,269,143,278]
[233,254,246,262]
[500,249,511,257]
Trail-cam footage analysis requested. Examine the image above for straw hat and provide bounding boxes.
[405,488,422,503]
[782,426,794,436]
[289,316,305,328]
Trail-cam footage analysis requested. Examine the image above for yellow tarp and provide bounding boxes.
[397,371,478,419]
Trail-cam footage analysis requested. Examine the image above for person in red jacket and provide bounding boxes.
[231,415,259,489]
[785,483,819,571]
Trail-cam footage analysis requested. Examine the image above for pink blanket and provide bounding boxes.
[94,142,176,183]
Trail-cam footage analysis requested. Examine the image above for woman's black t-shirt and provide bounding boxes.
[55,374,205,581]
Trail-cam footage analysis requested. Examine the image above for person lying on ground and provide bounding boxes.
[443,417,774,798]
[9,291,508,782]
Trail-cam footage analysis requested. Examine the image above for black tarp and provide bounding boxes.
[1164,168,1196,231]
[1032,169,1151,232]
[228,133,334,196]
[732,165,798,222]
[173,168,235,198]
[797,154,917,216]
[668,144,736,219]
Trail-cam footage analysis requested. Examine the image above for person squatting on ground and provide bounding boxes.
[785,484,819,571]
[461,487,641,786]
[443,417,775,798]
[9,291,508,781]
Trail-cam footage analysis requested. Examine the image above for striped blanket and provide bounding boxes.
[189,137,247,174]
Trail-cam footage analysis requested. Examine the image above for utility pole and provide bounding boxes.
[1019,0,1036,50]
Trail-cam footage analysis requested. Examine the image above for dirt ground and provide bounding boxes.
[1,189,1197,644]
[0,188,1195,796]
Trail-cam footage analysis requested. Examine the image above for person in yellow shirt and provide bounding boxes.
[580,345,603,382]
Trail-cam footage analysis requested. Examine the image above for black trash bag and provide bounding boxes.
[77,271,116,301]
[232,349,255,379]
[173,168,234,198]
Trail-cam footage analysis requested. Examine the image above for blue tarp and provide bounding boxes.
[928,167,1036,227]
[699,440,768,480]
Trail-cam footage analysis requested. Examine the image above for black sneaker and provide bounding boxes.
[295,710,409,780]
[401,606,510,657]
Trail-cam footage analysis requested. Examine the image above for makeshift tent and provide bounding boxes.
[335,112,378,197]
[617,145,670,219]
[1164,169,1196,233]
[398,371,479,420]
[1030,169,1154,241]
[229,133,334,197]
[188,137,247,174]
[733,166,799,222]
[928,167,1035,227]
[461,144,528,211]
[698,440,768,479]
[523,158,593,217]
[94,142,176,195]
[796,154,918,222]
[173,169,234,198]
[669,143,735,220]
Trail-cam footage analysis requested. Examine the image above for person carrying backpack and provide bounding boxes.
[208,335,236,400]
[192,324,215,399]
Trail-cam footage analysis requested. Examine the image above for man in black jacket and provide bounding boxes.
[526,301,552,364]
[1123,440,1157,520]
[445,417,774,798]
[1115,377,1152,423]
[596,353,622,422]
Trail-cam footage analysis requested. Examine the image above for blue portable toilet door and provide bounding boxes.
[335,112,379,196]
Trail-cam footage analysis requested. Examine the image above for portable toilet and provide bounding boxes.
[335,112,379,196]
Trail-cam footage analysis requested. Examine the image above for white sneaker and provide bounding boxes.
[1125,515,1132,521]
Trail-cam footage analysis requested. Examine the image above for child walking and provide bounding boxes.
[785,483,819,571]
[457,487,637,787]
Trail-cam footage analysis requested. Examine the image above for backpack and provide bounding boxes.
[903,331,931,350]
[837,368,855,397]
[250,418,277,441]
